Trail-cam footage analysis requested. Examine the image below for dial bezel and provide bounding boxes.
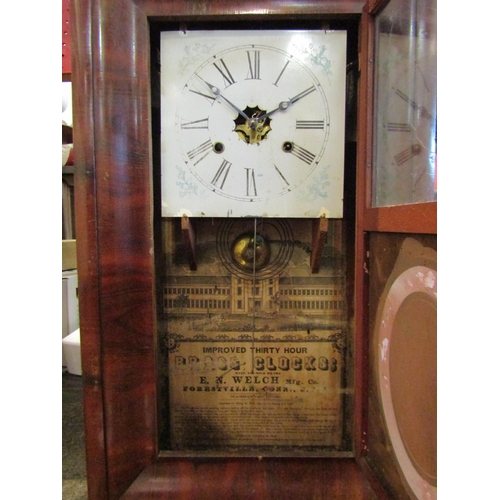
[177,44,330,203]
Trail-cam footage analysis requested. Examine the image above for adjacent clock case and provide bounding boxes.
[156,22,358,456]
[358,0,437,498]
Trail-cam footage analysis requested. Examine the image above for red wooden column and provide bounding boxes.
[71,0,157,497]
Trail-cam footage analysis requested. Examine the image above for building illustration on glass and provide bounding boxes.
[158,218,352,452]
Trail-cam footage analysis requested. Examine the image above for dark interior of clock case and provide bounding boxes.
[150,17,359,455]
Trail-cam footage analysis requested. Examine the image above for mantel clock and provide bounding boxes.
[70,0,438,497]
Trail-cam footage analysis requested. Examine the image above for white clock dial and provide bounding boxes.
[177,45,329,202]
[161,31,346,218]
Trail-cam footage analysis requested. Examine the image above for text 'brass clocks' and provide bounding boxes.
[160,30,347,218]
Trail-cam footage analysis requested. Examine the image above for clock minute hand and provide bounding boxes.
[218,94,251,120]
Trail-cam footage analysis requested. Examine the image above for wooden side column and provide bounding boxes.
[72,0,157,498]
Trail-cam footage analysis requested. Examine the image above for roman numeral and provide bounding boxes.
[290,144,316,165]
[211,159,232,189]
[274,165,290,188]
[181,118,209,129]
[394,144,422,166]
[274,60,290,86]
[296,120,325,130]
[246,50,261,80]
[387,122,411,132]
[213,58,235,87]
[187,140,213,165]
[245,168,257,197]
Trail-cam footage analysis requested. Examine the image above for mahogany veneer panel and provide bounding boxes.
[122,458,378,500]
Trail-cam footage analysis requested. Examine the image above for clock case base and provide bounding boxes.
[122,458,379,500]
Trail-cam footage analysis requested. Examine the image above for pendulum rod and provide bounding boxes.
[251,217,258,374]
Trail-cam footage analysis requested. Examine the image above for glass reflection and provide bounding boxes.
[372,0,437,207]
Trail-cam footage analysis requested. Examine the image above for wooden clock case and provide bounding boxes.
[70,0,437,498]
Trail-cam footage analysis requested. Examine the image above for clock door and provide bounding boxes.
[355,1,437,498]
[156,26,354,457]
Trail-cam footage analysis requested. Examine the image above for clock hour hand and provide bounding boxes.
[195,75,250,120]
[251,100,289,125]
[253,85,316,124]
[395,90,433,120]
[288,85,316,105]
